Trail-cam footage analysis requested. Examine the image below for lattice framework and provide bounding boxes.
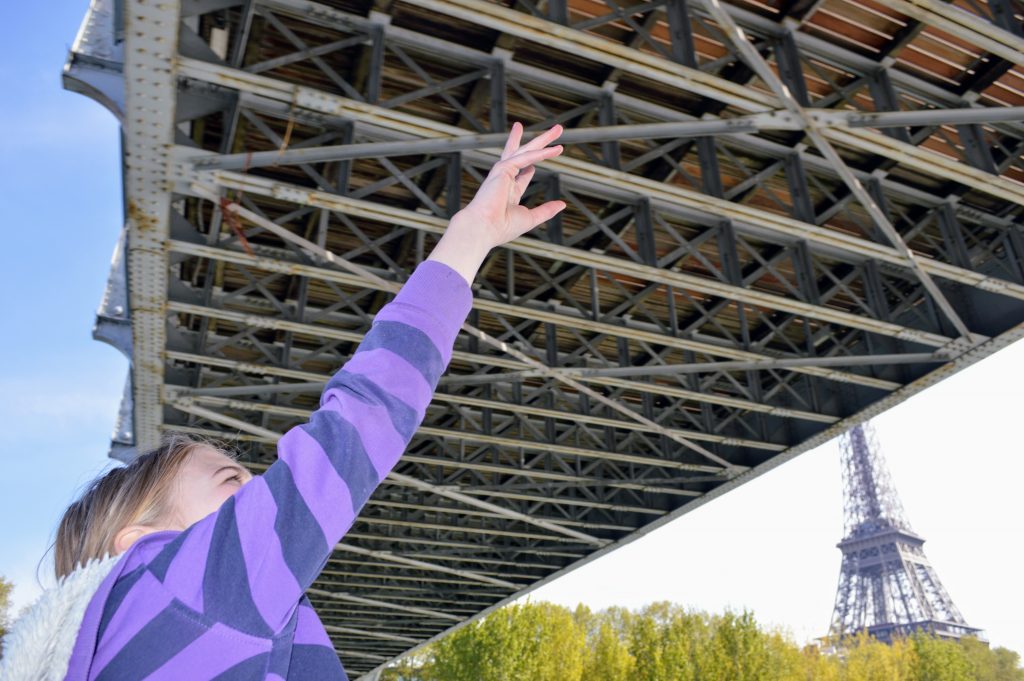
[829,423,979,642]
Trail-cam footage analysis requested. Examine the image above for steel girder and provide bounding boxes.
[66,0,1024,675]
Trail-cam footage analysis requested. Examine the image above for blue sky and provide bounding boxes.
[1,0,1022,660]
[0,0,128,610]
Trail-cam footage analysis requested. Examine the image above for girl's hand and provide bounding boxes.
[428,122,567,284]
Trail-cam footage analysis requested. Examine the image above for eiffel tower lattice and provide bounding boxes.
[828,423,981,642]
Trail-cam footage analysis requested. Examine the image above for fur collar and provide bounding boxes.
[0,555,120,681]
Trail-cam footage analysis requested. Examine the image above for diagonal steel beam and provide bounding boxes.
[169,398,612,545]
[168,63,1024,303]
[383,474,610,545]
[333,544,518,588]
[259,7,363,100]
[699,0,979,343]
[171,423,712,497]
[163,346,835,427]
[320,567,508,591]
[167,291,842,419]
[233,0,1024,229]
[192,113,801,170]
[446,487,666,514]
[179,394,725,473]
[189,184,746,471]
[238,448,690,541]
[323,625,418,644]
[266,0,1024,139]
[362,0,1024,207]
[244,35,367,75]
[399,0,775,111]
[811,107,1024,129]
[307,588,463,622]
[821,126,1024,206]
[374,485,663,518]
[442,352,946,383]
[175,61,1024,293]
[185,173,960,348]
[883,0,1024,71]
[427,393,787,450]
[169,366,788,451]
[195,106,1024,172]
[165,252,901,392]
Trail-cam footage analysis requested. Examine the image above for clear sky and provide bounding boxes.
[1,0,1022,661]
[0,0,128,612]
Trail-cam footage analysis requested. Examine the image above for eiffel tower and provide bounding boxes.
[828,423,981,643]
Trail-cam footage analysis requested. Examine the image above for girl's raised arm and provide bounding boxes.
[146,124,565,637]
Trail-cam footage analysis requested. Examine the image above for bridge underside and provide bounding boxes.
[67,0,1024,675]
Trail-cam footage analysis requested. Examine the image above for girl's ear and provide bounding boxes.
[113,524,158,555]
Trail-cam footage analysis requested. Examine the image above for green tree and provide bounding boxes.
[627,604,666,681]
[989,646,1024,681]
[659,605,700,681]
[761,629,806,681]
[0,576,13,660]
[584,620,635,681]
[597,605,633,638]
[699,611,803,681]
[714,611,774,681]
[800,644,841,681]
[959,636,1024,681]
[389,601,1024,681]
[571,604,634,681]
[911,633,971,681]
[380,649,433,681]
[621,603,806,681]
[425,601,585,681]
[840,631,916,681]
[623,602,706,681]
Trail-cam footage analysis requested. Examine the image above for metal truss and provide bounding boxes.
[66,0,1024,675]
[829,423,980,642]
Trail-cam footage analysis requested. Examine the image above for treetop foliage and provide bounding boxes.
[380,601,1023,681]
[0,575,14,660]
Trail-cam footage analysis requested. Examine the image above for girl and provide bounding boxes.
[0,123,566,681]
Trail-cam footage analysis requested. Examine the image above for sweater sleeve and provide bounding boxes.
[150,260,472,636]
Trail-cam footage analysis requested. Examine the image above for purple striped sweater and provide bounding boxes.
[65,261,473,681]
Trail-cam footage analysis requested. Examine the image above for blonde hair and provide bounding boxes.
[54,434,215,578]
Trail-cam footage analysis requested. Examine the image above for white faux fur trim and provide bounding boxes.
[0,555,120,681]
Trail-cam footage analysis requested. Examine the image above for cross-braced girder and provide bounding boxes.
[67,0,1024,674]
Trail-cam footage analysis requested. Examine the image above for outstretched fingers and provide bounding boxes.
[491,122,567,235]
